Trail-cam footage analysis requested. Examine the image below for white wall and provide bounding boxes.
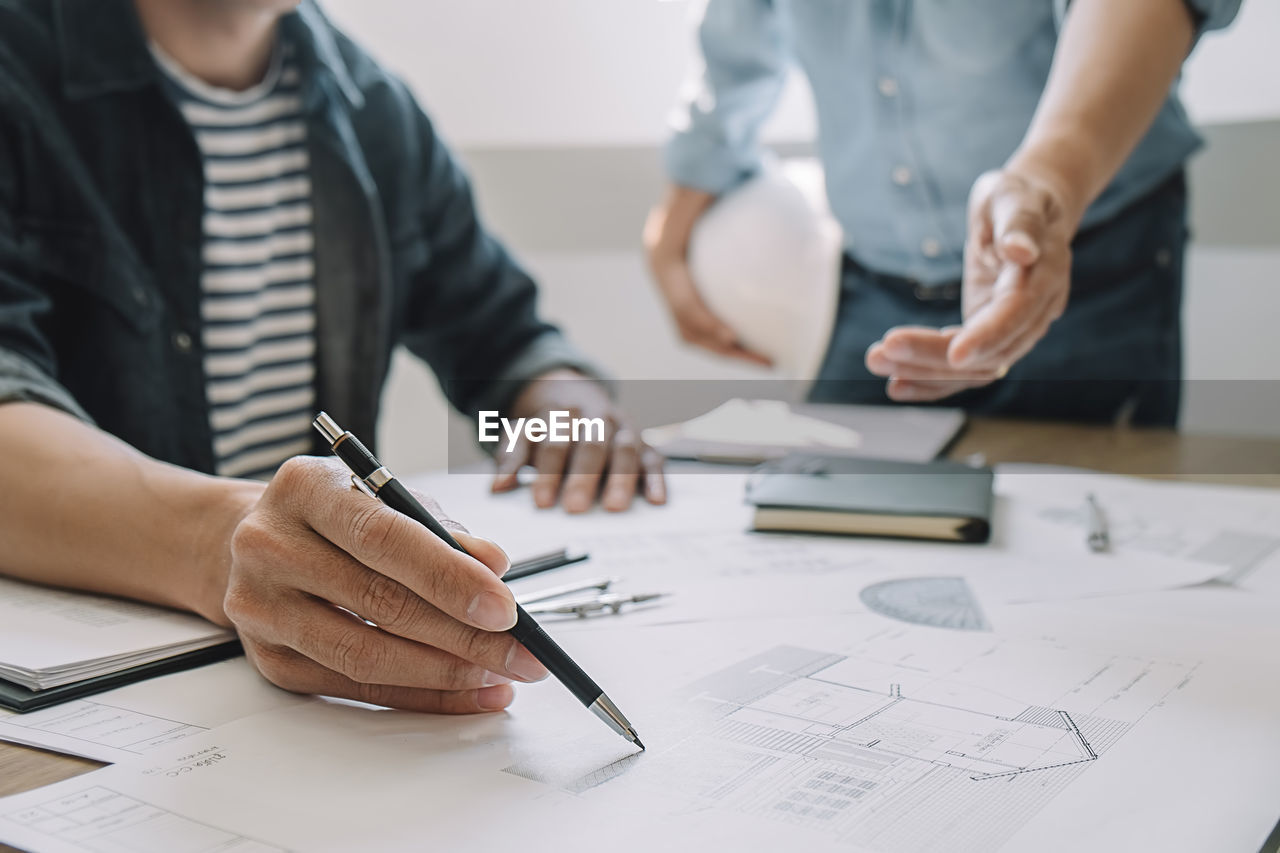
[1180,0,1280,125]
[324,0,1278,143]
[321,0,816,148]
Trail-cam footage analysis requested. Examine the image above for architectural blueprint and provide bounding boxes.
[3,620,1279,853]
[508,630,1202,853]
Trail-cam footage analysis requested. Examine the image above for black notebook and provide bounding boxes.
[746,453,994,543]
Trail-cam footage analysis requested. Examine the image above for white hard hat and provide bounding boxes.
[687,158,843,380]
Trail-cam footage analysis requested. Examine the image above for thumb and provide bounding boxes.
[453,530,511,579]
[990,180,1048,267]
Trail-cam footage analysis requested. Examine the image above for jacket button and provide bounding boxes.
[173,331,194,353]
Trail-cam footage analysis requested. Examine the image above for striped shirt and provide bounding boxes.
[154,42,316,479]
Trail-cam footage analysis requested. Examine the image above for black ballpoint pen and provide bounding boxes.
[312,412,644,750]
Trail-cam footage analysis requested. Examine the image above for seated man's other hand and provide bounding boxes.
[865,168,1076,402]
[225,457,548,713]
[490,369,666,513]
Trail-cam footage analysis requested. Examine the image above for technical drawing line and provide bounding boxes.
[970,757,1097,781]
[1060,711,1098,760]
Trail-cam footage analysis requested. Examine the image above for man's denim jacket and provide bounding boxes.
[0,0,594,471]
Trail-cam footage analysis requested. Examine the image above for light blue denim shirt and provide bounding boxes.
[665,0,1241,285]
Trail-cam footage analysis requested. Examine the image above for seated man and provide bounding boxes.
[0,0,663,714]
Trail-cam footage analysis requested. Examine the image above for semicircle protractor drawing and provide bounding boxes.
[859,576,991,631]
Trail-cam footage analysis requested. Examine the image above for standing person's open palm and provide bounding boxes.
[865,167,1078,402]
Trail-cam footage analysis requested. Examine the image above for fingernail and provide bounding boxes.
[889,381,919,401]
[533,486,554,507]
[467,591,516,631]
[506,643,550,683]
[482,671,512,687]
[1003,231,1037,259]
[565,493,590,513]
[884,341,912,360]
[646,482,666,503]
[477,684,514,711]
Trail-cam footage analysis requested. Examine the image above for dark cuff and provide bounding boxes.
[468,332,613,420]
[0,347,93,423]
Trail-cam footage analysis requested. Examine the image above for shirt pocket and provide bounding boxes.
[16,218,158,334]
[913,1,1053,73]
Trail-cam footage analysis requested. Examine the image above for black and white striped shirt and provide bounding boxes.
[154,43,316,480]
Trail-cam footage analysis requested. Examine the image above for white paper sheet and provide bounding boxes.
[2,617,1277,853]
[0,658,310,763]
[995,465,1280,594]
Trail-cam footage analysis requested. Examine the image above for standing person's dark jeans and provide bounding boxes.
[809,172,1188,426]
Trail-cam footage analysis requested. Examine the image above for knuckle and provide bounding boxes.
[455,624,505,669]
[332,628,379,683]
[421,553,468,610]
[271,455,320,494]
[442,655,483,689]
[228,514,274,565]
[577,435,609,455]
[347,503,400,565]
[358,572,414,630]
[245,643,294,689]
[536,441,570,463]
[611,441,640,468]
[220,581,257,627]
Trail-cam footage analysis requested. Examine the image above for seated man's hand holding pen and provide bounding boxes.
[224,456,549,713]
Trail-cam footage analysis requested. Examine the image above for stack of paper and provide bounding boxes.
[0,575,235,695]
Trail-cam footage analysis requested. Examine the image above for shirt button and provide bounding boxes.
[921,238,942,258]
[1154,248,1172,268]
[131,285,148,306]
[891,165,913,186]
[173,331,194,353]
[877,76,899,97]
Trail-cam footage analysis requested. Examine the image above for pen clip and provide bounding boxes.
[350,474,377,499]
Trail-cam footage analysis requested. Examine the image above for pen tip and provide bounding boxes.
[634,738,645,752]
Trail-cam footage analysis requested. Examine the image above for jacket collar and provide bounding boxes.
[281,2,365,111]
[54,0,364,110]
[54,0,155,99]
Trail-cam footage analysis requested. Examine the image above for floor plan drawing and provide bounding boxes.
[539,633,1198,853]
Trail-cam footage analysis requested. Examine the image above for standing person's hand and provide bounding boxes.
[865,167,1079,401]
[644,186,772,365]
[490,370,666,513]
[225,456,549,713]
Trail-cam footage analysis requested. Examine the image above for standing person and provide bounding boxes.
[0,0,663,714]
[646,0,1240,423]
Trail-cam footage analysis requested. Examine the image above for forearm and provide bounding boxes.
[647,185,718,257]
[0,403,263,625]
[1009,0,1195,226]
